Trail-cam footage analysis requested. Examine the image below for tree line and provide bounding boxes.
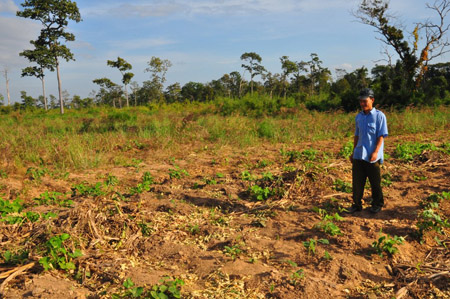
[2,0,450,113]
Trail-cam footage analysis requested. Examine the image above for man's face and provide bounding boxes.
[359,97,374,112]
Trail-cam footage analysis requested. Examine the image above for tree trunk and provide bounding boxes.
[5,70,10,106]
[41,77,47,110]
[124,84,129,107]
[56,58,64,114]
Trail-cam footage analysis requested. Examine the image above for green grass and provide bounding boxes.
[0,105,448,173]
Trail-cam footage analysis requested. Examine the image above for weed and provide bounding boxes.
[216,172,225,178]
[130,172,154,195]
[381,173,393,187]
[371,233,404,257]
[339,140,353,158]
[303,239,317,255]
[71,181,106,197]
[187,224,200,235]
[204,177,217,185]
[169,166,189,179]
[333,179,352,193]
[0,198,24,215]
[289,269,305,286]
[249,185,273,201]
[255,159,271,168]
[323,251,333,261]
[224,244,242,260]
[394,142,436,162]
[2,250,29,266]
[0,169,8,179]
[261,172,275,182]
[105,174,119,186]
[413,175,427,182]
[39,233,83,271]
[26,167,48,181]
[316,220,342,236]
[416,208,450,241]
[241,170,255,181]
[34,191,73,207]
[138,221,153,237]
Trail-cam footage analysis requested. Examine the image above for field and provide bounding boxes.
[0,105,449,298]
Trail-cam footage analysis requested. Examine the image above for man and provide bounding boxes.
[348,88,388,214]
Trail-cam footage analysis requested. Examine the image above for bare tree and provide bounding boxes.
[354,0,450,88]
[1,67,11,106]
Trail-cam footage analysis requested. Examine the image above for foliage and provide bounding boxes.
[333,179,352,193]
[224,244,242,260]
[34,191,73,207]
[130,172,154,195]
[168,166,189,179]
[39,233,82,271]
[248,185,273,201]
[371,233,404,257]
[394,142,436,161]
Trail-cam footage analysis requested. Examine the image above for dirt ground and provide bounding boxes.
[0,130,449,298]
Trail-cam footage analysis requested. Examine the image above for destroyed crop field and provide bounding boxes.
[0,105,449,298]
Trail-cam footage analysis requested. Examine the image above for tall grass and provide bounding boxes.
[0,104,448,172]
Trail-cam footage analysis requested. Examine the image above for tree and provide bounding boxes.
[20,40,56,110]
[240,52,266,95]
[0,93,4,106]
[145,57,172,103]
[354,0,450,92]
[20,91,36,109]
[280,56,298,99]
[1,67,11,106]
[17,0,82,114]
[93,78,121,107]
[107,57,134,107]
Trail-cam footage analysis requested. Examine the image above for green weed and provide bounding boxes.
[339,141,353,158]
[34,191,73,207]
[224,244,242,260]
[333,179,352,193]
[249,185,273,201]
[303,239,317,255]
[241,170,256,181]
[394,142,436,161]
[371,233,404,257]
[0,169,8,179]
[39,233,83,271]
[416,209,450,241]
[26,167,48,181]
[169,166,189,179]
[130,172,154,195]
[2,250,29,266]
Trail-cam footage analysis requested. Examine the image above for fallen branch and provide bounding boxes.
[0,262,35,295]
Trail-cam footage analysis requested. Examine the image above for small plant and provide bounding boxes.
[169,166,189,179]
[333,179,352,193]
[256,159,271,168]
[204,177,217,185]
[0,197,24,215]
[130,172,154,195]
[394,142,436,162]
[105,174,119,186]
[289,269,305,286]
[381,173,393,187]
[303,239,317,255]
[224,244,242,260]
[2,249,29,265]
[416,208,450,241]
[34,191,73,207]
[241,170,255,181]
[0,169,8,179]
[249,185,273,201]
[138,221,153,237]
[112,276,185,299]
[371,233,404,257]
[261,171,275,182]
[323,251,333,261]
[339,140,353,158]
[39,233,83,271]
[71,181,106,197]
[26,167,48,181]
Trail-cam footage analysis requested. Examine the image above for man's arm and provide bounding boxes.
[370,136,384,162]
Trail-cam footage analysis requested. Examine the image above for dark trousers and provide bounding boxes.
[352,159,384,208]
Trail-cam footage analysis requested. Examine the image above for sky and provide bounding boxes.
[0,0,448,103]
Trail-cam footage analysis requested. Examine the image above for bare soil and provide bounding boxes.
[0,131,449,298]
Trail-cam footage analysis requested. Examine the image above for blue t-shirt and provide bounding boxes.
[353,108,388,163]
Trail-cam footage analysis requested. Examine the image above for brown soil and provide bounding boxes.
[0,131,449,298]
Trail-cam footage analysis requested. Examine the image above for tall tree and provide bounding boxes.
[107,57,134,107]
[93,78,121,107]
[1,67,11,106]
[20,40,55,110]
[17,0,82,114]
[145,57,172,103]
[354,0,450,91]
[240,52,266,95]
[280,56,298,99]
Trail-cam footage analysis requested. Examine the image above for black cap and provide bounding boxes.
[359,88,374,99]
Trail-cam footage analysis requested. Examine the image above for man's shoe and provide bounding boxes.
[345,205,362,214]
[370,205,382,213]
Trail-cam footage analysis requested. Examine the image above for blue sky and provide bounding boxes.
[0,0,448,103]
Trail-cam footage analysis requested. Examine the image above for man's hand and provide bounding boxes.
[370,151,378,162]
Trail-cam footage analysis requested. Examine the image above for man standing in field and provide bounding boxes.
[348,88,388,214]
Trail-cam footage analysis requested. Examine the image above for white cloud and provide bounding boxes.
[85,0,359,18]
[0,17,41,67]
[108,38,176,51]
[0,0,17,13]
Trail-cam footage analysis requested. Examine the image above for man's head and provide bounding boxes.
[359,88,374,113]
